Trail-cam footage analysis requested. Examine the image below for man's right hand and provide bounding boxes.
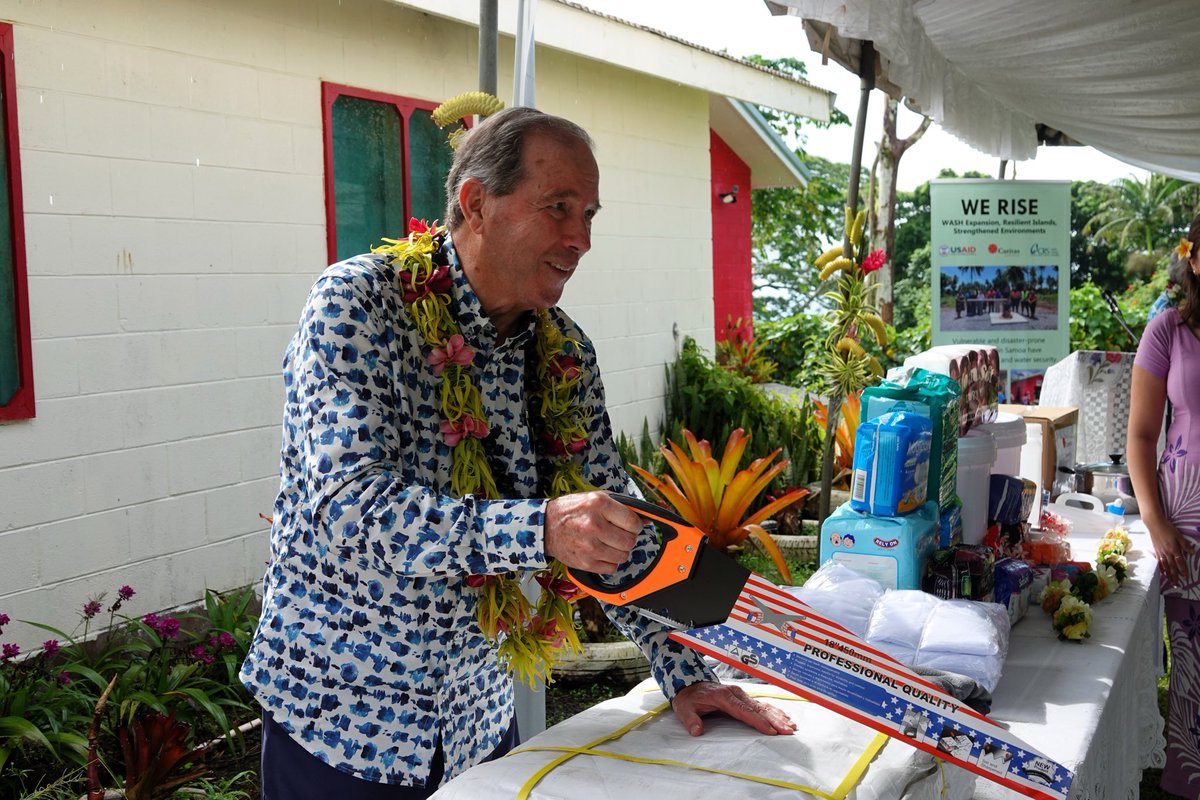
[544,491,643,574]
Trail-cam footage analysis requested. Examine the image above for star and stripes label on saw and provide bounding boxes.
[670,574,1073,800]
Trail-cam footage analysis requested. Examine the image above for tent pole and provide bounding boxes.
[479,0,498,96]
[820,40,877,525]
[844,40,876,241]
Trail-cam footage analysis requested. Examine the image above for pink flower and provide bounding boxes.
[82,600,102,619]
[465,574,487,588]
[117,585,135,601]
[440,415,489,447]
[2,643,19,661]
[861,249,887,274]
[0,612,9,629]
[158,617,181,640]
[427,334,475,376]
[42,639,59,659]
[408,217,430,235]
[58,671,72,686]
[191,645,214,666]
[217,631,236,649]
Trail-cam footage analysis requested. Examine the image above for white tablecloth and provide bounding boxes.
[434,524,1165,800]
[973,520,1165,799]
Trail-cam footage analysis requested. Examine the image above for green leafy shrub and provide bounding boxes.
[0,585,259,799]
[663,338,821,493]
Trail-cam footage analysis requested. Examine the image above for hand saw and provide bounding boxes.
[568,493,1074,800]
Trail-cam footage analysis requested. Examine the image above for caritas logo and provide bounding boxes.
[988,243,998,253]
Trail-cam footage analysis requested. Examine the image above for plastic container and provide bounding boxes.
[977,411,1026,476]
[956,430,997,545]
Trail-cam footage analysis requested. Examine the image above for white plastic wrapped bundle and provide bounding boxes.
[865,590,940,650]
[792,562,1011,693]
[430,680,976,800]
[783,560,884,637]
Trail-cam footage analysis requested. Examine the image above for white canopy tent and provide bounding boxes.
[765,0,1200,181]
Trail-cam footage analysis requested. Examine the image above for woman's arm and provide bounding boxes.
[1126,364,1191,584]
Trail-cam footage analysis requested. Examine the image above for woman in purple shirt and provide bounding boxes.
[1128,212,1200,799]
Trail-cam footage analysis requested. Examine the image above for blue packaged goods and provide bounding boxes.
[988,474,1023,524]
[994,558,1034,624]
[820,501,939,590]
[863,368,961,512]
[939,500,963,547]
[849,410,933,516]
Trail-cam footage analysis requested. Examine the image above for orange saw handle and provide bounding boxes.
[567,493,705,606]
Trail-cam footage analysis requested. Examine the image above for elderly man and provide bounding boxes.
[240,106,793,799]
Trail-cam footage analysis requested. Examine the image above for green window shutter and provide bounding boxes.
[331,95,405,262]
[0,72,18,407]
[408,109,454,225]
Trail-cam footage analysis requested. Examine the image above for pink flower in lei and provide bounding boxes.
[428,334,475,376]
[861,248,887,274]
[439,415,489,446]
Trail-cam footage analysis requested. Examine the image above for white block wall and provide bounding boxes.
[0,0,714,650]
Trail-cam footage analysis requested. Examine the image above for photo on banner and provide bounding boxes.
[929,180,1071,404]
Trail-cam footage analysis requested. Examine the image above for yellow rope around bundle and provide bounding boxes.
[510,690,890,799]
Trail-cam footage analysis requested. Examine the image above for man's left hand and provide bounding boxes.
[671,681,796,737]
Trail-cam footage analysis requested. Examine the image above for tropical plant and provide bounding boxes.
[812,392,862,488]
[715,316,777,384]
[118,712,210,800]
[0,585,259,799]
[630,429,809,584]
[812,207,889,520]
[1085,174,1192,256]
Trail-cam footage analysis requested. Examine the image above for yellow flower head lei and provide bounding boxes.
[1176,237,1194,261]
[373,219,594,687]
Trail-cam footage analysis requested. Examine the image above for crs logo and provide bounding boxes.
[873,537,900,549]
[1030,243,1059,256]
[939,245,977,256]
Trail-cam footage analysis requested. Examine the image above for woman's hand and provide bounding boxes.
[1147,517,1196,586]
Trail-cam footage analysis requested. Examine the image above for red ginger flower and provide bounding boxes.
[548,354,581,381]
[861,249,887,274]
[535,571,582,601]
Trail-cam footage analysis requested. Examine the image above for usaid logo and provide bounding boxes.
[1030,243,1059,256]
[939,245,977,256]
[873,537,900,548]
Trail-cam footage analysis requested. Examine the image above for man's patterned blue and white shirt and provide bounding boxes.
[240,238,715,787]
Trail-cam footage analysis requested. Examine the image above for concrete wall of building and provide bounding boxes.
[0,0,716,649]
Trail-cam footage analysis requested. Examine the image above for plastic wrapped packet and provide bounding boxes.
[864,590,940,650]
[850,411,933,516]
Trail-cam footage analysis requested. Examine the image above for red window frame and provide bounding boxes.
[0,22,33,422]
[320,83,450,265]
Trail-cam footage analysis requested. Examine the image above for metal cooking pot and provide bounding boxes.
[1063,454,1138,514]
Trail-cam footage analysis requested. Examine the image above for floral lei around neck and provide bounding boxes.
[373,219,593,687]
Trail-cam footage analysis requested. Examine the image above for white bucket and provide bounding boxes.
[977,411,1026,476]
[956,430,997,545]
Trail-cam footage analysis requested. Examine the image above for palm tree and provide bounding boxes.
[1086,174,1190,254]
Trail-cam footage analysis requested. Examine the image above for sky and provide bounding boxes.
[573,0,1150,192]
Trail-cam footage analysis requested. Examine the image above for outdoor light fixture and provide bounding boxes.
[718,185,739,204]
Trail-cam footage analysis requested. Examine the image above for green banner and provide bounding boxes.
[929,180,1071,375]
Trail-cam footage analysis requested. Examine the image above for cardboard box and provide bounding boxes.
[997,404,1078,522]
